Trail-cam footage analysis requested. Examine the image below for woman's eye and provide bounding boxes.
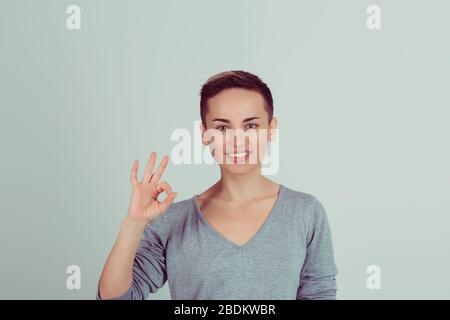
[216,124,257,131]
[216,126,228,132]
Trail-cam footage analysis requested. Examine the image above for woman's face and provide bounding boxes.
[201,88,277,175]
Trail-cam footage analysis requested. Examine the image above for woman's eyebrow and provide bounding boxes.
[242,117,260,122]
[212,117,260,123]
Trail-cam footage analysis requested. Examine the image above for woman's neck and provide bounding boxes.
[209,167,279,203]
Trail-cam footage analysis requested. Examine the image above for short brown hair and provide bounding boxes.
[199,70,274,127]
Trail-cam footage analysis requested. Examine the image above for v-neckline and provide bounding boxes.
[192,184,285,250]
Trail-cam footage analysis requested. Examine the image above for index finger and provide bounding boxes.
[149,154,169,184]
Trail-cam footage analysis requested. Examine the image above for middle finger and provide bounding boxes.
[149,155,169,184]
[142,152,156,183]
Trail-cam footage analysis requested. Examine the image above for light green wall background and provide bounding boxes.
[1,0,449,299]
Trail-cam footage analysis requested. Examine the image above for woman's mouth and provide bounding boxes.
[226,152,250,163]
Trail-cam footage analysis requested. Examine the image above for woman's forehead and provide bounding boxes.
[206,90,267,121]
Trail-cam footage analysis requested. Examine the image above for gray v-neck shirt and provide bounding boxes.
[96,184,338,300]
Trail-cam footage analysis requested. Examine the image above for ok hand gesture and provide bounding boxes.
[127,152,177,225]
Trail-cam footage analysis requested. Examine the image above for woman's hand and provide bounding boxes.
[126,152,177,225]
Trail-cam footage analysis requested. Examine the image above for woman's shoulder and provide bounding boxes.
[143,196,195,237]
[280,184,328,221]
[281,184,318,206]
[152,196,195,225]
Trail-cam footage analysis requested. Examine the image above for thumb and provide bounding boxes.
[158,192,178,213]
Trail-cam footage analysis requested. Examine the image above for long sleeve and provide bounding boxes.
[296,196,338,300]
[96,222,168,300]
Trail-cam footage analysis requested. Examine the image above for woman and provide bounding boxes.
[97,70,338,300]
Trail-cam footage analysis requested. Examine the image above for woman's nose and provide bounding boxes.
[225,129,250,151]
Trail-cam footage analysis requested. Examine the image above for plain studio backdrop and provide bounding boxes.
[1,0,449,299]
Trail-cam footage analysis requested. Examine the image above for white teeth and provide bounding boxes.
[228,152,248,157]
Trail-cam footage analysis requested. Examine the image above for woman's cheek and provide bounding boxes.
[256,135,269,162]
[209,135,226,162]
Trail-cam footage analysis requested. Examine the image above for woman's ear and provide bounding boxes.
[200,121,208,145]
[269,117,278,142]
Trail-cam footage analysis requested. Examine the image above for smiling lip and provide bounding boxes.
[226,151,250,162]
[227,152,249,157]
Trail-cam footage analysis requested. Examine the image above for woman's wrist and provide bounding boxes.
[121,216,150,234]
